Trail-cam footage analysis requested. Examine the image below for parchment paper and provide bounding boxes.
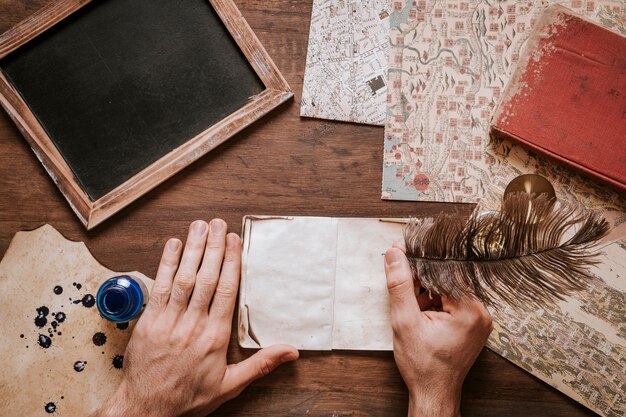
[0,225,153,416]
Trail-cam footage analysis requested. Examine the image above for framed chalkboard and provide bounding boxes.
[0,0,292,229]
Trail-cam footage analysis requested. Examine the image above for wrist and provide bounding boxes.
[407,386,461,417]
[90,381,167,417]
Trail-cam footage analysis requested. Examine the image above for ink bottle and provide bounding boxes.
[96,275,148,322]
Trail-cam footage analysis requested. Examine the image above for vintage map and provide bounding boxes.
[301,0,390,125]
[382,0,626,238]
[488,239,626,417]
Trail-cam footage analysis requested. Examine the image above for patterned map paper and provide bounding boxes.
[382,0,626,239]
[488,239,626,417]
[301,0,390,125]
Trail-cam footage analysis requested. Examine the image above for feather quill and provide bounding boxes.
[404,193,610,307]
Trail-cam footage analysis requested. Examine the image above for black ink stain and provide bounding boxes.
[73,294,95,308]
[116,322,129,330]
[35,306,49,328]
[112,355,124,369]
[38,334,52,349]
[53,286,63,295]
[73,361,87,372]
[20,334,24,338]
[55,312,66,323]
[44,402,56,413]
[92,332,107,346]
[73,282,82,290]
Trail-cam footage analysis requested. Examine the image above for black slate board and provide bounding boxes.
[1,0,264,201]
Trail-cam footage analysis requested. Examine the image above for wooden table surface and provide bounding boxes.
[0,1,596,416]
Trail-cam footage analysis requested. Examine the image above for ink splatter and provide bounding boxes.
[73,361,87,372]
[73,294,95,308]
[55,312,66,323]
[20,334,24,338]
[35,306,49,328]
[44,402,56,413]
[73,282,82,290]
[116,322,129,330]
[112,355,124,369]
[92,332,107,346]
[38,334,52,349]
[53,286,63,295]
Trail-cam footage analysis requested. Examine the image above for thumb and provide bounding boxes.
[385,248,422,332]
[222,344,298,396]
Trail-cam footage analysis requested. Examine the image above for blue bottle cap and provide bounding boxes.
[96,275,147,322]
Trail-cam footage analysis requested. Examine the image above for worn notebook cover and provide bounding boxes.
[491,5,626,194]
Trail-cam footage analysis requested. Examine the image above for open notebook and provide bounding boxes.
[238,216,404,350]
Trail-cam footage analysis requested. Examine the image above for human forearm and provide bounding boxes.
[89,382,169,417]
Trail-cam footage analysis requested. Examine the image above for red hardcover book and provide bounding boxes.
[491,5,626,194]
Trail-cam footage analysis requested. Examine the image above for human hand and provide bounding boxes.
[91,219,299,417]
[384,246,493,417]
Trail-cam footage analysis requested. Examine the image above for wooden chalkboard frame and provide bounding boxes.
[0,0,292,229]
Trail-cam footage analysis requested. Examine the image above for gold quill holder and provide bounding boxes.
[404,174,609,307]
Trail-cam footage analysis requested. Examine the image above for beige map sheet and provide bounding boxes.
[0,225,152,416]
[381,0,626,240]
[300,0,390,125]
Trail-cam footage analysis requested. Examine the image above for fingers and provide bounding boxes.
[384,248,422,332]
[391,241,406,253]
[441,295,460,313]
[165,221,209,318]
[207,233,242,340]
[188,219,227,315]
[221,345,298,398]
[443,296,493,334]
[143,238,182,319]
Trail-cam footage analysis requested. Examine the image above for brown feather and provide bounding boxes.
[404,193,610,307]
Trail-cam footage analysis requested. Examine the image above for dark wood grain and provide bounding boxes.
[0,1,597,416]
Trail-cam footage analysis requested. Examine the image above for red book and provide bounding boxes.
[491,5,626,194]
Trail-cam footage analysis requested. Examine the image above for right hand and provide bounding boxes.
[384,247,493,417]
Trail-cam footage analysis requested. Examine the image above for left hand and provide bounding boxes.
[91,219,299,417]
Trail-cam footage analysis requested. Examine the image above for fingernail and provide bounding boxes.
[385,249,402,266]
[226,233,239,247]
[193,220,207,235]
[210,219,224,234]
[168,239,180,251]
[281,351,298,363]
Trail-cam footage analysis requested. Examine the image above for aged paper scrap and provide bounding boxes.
[0,225,152,416]
[301,0,390,125]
